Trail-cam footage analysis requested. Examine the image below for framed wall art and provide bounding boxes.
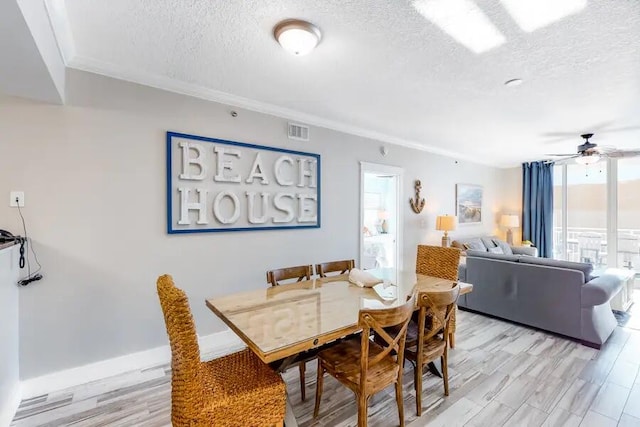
[167,131,321,233]
[456,184,482,225]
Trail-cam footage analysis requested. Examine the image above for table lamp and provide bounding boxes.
[500,214,520,245]
[435,215,456,247]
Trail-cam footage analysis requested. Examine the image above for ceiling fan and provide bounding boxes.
[545,133,640,165]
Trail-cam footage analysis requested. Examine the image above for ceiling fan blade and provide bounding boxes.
[549,158,577,165]
[605,150,640,158]
[594,125,640,134]
[544,154,579,157]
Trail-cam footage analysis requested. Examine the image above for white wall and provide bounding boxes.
[499,167,523,244]
[0,245,20,426]
[0,69,519,380]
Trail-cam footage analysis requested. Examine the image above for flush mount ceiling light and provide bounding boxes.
[413,0,505,54]
[274,19,321,56]
[504,78,523,87]
[500,0,586,32]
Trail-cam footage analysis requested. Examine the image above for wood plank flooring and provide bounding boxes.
[11,310,640,427]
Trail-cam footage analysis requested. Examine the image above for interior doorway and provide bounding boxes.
[360,162,403,270]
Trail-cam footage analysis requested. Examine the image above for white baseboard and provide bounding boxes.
[20,329,246,400]
[0,382,21,427]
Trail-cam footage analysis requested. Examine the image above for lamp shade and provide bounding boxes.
[500,214,520,228]
[435,215,456,231]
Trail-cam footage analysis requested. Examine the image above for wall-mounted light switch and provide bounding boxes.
[10,191,25,207]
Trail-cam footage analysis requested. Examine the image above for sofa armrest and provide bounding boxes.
[511,246,538,257]
[581,274,623,307]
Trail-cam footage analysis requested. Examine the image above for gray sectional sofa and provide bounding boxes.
[455,238,623,348]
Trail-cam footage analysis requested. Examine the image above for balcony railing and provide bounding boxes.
[553,227,640,270]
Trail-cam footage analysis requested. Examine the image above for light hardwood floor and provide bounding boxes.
[11,310,640,427]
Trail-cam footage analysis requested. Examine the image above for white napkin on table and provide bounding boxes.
[348,268,383,288]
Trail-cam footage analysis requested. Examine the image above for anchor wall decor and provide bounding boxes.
[410,180,426,214]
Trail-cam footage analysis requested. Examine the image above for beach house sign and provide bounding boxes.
[166,131,320,233]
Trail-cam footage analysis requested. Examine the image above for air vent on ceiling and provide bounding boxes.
[288,123,310,141]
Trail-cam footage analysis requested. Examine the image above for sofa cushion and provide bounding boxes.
[481,237,498,250]
[488,246,504,254]
[462,238,487,251]
[518,257,593,282]
[492,238,514,255]
[466,249,520,262]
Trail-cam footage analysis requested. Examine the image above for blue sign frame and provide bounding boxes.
[166,131,321,234]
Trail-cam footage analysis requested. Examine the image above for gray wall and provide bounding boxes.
[0,69,519,379]
[0,245,19,424]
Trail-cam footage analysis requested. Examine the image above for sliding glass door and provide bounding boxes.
[617,157,640,270]
[554,158,640,272]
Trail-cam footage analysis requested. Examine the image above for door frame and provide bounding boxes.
[359,162,404,270]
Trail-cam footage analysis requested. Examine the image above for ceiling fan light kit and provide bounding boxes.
[546,132,640,165]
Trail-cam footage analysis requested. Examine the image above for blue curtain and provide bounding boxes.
[522,161,554,258]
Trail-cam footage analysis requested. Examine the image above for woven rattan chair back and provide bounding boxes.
[315,259,355,277]
[358,294,416,383]
[415,245,460,280]
[266,265,313,287]
[156,274,204,424]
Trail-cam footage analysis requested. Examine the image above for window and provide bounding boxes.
[554,158,640,273]
[617,157,640,269]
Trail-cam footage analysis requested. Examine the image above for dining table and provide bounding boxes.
[206,268,473,367]
[206,268,472,425]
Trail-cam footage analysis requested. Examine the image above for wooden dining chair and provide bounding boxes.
[157,274,286,426]
[266,264,313,287]
[315,259,355,277]
[266,264,314,401]
[416,245,461,348]
[406,284,460,416]
[314,295,416,427]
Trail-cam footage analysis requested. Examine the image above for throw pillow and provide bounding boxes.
[488,246,504,254]
[465,240,487,251]
[492,238,513,255]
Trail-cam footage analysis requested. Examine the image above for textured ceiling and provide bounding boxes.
[55,0,640,166]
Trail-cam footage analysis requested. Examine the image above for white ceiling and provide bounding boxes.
[51,0,640,167]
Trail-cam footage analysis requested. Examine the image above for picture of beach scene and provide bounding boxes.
[456,184,482,224]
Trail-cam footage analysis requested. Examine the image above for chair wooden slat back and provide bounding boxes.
[315,259,355,278]
[358,295,416,386]
[415,245,460,280]
[416,284,460,343]
[266,265,313,287]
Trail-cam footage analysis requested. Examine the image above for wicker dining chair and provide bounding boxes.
[157,275,286,426]
[415,245,461,348]
[266,264,314,401]
[405,284,460,416]
[314,295,416,427]
[315,259,355,277]
[266,264,313,287]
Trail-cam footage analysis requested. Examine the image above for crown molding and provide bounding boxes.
[67,54,502,166]
[44,0,75,65]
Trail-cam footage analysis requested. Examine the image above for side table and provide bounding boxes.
[598,268,636,311]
